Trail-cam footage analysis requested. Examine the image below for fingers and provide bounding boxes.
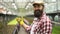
[16,17,21,22]
[16,17,24,26]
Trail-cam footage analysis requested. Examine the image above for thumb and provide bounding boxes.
[20,17,24,25]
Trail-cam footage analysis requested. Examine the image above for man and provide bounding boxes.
[17,1,52,34]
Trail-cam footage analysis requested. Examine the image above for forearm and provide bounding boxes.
[22,23,29,30]
[16,18,31,30]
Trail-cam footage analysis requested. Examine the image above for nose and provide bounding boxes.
[36,7,39,9]
[34,7,39,10]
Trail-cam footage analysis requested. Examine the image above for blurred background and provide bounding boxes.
[0,0,60,34]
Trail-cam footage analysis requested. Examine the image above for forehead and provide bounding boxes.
[33,3,44,7]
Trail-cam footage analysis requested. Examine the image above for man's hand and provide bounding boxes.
[16,17,24,26]
[20,19,24,26]
[16,17,21,22]
[16,17,30,30]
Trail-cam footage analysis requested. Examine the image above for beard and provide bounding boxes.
[34,9,43,18]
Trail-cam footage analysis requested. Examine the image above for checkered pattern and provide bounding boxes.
[27,12,52,34]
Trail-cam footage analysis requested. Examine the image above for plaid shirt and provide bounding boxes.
[26,12,52,34]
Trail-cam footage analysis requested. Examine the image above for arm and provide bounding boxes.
[30,21,42,34]
[22,23,31,31]
[45,17,52,34]
[16,17,31,31]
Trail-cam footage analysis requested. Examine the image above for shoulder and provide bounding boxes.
[42,15,51,23]
[46,16,51,21]
[45,16,52,23]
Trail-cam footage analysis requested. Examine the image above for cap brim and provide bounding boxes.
[33,3,44,6]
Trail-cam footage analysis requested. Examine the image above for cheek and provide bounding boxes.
[40,7,43,10]
[39,6,44,10]
[33,8,35,10]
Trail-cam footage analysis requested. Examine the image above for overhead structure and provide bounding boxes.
[0,0,60,16]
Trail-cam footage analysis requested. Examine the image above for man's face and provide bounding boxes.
[33,4,44,11]
[33,4,44,18]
